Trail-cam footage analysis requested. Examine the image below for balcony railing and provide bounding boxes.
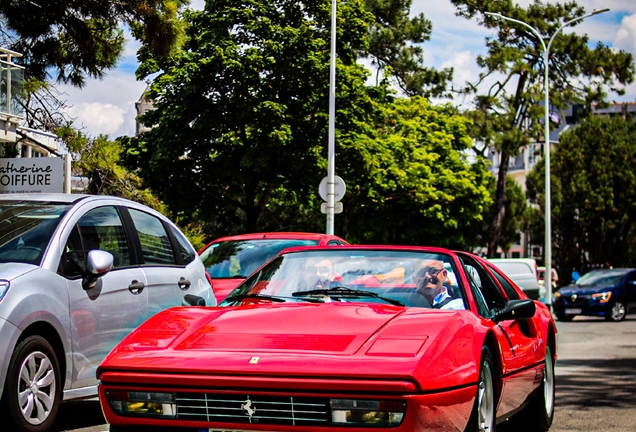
[0,47,25,118]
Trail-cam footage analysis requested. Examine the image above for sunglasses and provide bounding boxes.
[416,267,444,278]
[306,266,331,275]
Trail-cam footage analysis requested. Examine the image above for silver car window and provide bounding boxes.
[128,208,176,265]
[78,206,131,268]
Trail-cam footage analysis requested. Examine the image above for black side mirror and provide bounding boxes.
[82,250,114,290]
[183,294,206,306]
[493,299,536,323]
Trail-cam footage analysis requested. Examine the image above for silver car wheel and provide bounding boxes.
[477,357,495,431]
[543,345,555,416]
[18,350,57,425]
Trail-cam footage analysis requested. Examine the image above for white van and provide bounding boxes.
[489,258,543,301]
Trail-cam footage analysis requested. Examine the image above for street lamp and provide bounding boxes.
[485,8,609,309]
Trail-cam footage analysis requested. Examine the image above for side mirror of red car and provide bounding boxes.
[493,299,536,323]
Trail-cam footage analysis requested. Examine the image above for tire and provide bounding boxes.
[606,301,627,322]
[1,336,61,432]
[509,344,555,431]
[556,314,575,322]
[465,346,496,432]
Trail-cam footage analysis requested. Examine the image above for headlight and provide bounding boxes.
[0,280,10,302]
[106,391,177,418]
[592,291,612,303]
[553,291,561,298]
[330,399,406,427]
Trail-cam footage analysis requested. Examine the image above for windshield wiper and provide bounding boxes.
[225,293,287,303]
[292,286,404,306]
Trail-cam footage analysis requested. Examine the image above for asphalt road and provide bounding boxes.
[52,314,636,432]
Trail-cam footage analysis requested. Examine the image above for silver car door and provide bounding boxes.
[64,206,148,389]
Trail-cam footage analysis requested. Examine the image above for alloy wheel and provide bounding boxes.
[17,350,57,425]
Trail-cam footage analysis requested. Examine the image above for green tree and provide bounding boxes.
[124,0,376,238]
[339,96,491,247]
[362,0,453,96]
[1,0,187,87]
[526,114,636,280]
[472,174,527,254]
[451,0,634,257]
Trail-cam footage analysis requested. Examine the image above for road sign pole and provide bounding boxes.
[326,0,337,235]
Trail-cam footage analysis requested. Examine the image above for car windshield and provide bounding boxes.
[201,239,319,278]
[220,249,465,309]
[576,269,629,287]
[0,201,72,265]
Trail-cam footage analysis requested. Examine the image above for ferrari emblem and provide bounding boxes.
[249,356,260,364]
[241,397,257,423]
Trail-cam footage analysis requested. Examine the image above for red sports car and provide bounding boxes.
[98,246,557,432]
[199,232,348,303]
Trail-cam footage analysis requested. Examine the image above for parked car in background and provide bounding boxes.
[553,268,636,321]
[98,246,557,432]
[0,193,214,432]
[489,258,543,300]
[199,232,348,302]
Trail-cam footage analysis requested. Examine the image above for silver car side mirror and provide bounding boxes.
[83,250,114,290]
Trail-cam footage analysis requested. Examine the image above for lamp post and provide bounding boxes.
[485,9,609,309]
[326,0,337,234]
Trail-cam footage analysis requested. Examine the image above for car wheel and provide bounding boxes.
[556,314,575,322]
[509,344,555,431]
[1,336,61,432]
[606,301,627,322]
[464,346,496,432]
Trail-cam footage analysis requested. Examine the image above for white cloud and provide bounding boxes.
[59,66,148,138]
[441,50,475,88]
[65,102,126,136]
[615,14,636,54]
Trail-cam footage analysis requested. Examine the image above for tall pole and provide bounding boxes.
[326,0,337,234]
[485,9,609,309]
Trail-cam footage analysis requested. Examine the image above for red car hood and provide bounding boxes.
[100,303,480,390]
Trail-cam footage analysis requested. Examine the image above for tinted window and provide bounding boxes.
[461,255,507,317]
[59,225,85,278]
[170,225,196,265]
[576,269,630,287]
[78,206,131,268]
[128,209,175,265]
[201,239,319,278]
[489,267,521,300]
[0,201,70,264]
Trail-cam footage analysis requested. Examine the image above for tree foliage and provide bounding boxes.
[451,0,635,256]
[124,0,375,237]
[526,114,636,280]
[340,97,491,247]
[473,174,526,253]
[362,0,453,96]
[123,0,491,246]
[1,0,188,87]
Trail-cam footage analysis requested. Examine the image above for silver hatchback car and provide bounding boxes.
[0,194,215,432]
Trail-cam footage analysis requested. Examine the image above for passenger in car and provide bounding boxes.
[301,258,339,290]
[413,260,465,310]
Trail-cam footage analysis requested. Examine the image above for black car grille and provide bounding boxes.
[561,294,588,306]
[175,393,330,426]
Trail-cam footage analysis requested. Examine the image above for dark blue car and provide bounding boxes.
[553,268,636,321]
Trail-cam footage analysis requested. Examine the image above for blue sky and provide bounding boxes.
[58,0,636,139]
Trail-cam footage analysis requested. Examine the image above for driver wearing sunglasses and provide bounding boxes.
[413,260,464,310]
[303,258,337,290]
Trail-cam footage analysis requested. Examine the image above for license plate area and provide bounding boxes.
[564,308,582,314]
